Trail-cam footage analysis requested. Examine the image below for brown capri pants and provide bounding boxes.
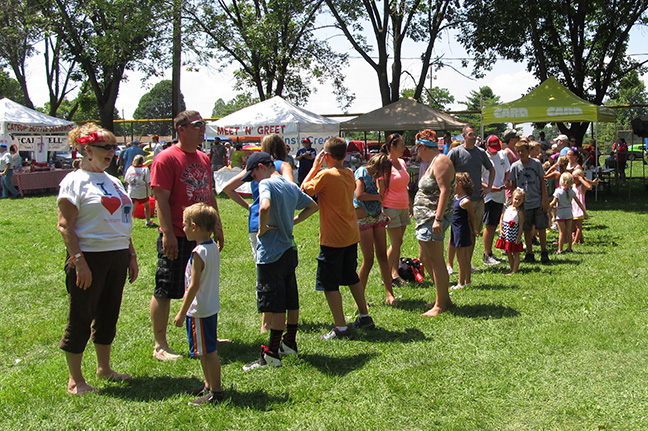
[59,249,129,354]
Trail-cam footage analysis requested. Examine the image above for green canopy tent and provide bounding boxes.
[482,76,616,125]
[482,76,618,199]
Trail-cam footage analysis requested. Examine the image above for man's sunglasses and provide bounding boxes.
[181,120,206,128]
[90,144,118,151]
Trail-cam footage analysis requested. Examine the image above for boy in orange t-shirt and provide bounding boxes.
[301,137,375,339]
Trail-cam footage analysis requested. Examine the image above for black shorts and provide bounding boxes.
[316,244,360,292]
[483,200,504,226]
[154,233,196,299]
[256,247,299,313]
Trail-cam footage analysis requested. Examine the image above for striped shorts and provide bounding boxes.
[186,313,218,357]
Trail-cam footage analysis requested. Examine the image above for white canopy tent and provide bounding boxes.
[206,96,339,152]
[0,98,76,162]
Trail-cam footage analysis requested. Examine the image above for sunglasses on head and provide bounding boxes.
[388,133,402,146]
[182,120,206,128]
[90,144,118,151]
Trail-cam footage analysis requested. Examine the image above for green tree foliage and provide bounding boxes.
[184,0,353,110]
[39,82,127,136]
[43,32,81,117]
[211,94,259,118]
[401,86,455,112]
[607,70,648,127]
[0,69,28,104]
[40,0,169,131]
[0,1,81,116]
[325,0,458,107]
[133,80,186,136]
[458,0,648,142]
[598,70,648,149]
[459,86,507,138]
[0,0,42,109]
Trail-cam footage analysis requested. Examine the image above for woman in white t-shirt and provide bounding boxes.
[57,123,139,395]
[124,154,157,227]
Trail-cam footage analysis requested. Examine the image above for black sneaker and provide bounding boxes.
[321,327,354,340]
[185,385,208,396]
[540,251,550,264]
[349,315,376,330]
[523,252,535,263]
[187,390,224,406]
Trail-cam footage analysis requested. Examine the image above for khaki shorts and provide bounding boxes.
[471,199,485,234]
[383,207,411,229]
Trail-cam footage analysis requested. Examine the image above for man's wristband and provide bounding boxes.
[70,252,83,262]
[435,218,444,223]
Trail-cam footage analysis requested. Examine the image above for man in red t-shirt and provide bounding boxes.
[149,110,225,361]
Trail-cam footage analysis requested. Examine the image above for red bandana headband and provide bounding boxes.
[76,131,106,145]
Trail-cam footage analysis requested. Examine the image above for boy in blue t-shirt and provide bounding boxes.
[174,203,223,406]
[240,152,319,370]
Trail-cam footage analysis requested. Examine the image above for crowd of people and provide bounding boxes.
[55,110,605,406]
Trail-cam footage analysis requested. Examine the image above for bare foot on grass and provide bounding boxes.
[425,300,453,308]
[421,305,447,317]
[68,379,99,395]
[97,369,132,381]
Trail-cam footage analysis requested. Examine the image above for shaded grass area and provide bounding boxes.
[1,180,647,430]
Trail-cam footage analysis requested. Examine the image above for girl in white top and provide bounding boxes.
[549,172,587,254]
[124,154,157,227]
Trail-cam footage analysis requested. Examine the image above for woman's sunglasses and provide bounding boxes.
[90,144,118,151]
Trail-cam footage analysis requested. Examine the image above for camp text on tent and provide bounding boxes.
[493,107,585,119]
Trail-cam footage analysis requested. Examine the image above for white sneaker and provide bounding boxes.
[447,265,454,275]
[471,266,480,274]
[242,347,282,371]
[278,341,298,356]
[450,283,463,291]
[483,254,499,266]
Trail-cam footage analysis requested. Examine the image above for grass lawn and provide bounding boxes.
[1,180,647,430]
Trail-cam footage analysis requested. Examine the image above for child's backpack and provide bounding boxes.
[397,257,424,282]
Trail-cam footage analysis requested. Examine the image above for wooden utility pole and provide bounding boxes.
[171,0,181,139]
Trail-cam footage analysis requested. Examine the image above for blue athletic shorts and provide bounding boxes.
[186,313,218,357]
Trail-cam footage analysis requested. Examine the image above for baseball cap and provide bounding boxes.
[0,144,7,149]
[502,129,522,142]
[302,137,311,144]
[556,134,569,142]
[486,135,502,152]
[241,151,273,182]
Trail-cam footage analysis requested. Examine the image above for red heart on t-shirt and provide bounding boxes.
[101,196,121,214]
